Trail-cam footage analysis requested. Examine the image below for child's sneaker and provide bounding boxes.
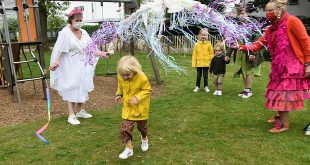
[238,91,245,97]
[193,86,200,92]
[119,146,133,159]
[305,125,310,136]
[68,114,80,125]
[217,90,222,96]
[204,86,210,92]
[141,138,149,152]
[76,109,93,118]
[213,90,218,95]
[241,91,253,98]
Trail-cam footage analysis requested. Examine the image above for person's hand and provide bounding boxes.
[225,56,230,62]
[49,61,59,71]
[99,52,110,58]
[249,55,255,61]
[95,50,110,58]
[115,95,122,102]
[129,96,139,105]
[305,65,310,78]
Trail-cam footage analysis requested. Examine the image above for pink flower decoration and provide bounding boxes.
[68,8,83,17]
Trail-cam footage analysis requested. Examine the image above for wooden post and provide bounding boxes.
[129,8,135,56]
[125,2,136,56]
[130,36,135,56]
[149,51,162,85]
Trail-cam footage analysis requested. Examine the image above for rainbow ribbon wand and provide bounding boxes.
[35,87,51,144]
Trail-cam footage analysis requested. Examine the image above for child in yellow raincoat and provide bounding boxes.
[192,28,214,93]
[115,55,152,159]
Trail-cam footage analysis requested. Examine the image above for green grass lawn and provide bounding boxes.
[1,51,310,164]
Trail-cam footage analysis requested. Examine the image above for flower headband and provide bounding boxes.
[68,8,83,17]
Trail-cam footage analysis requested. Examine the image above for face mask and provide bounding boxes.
[266,12,277,23]
[72,22,83,29]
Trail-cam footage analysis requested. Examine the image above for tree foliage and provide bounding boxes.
[48,15,66,32]
[45,1,70,15]
[7,17,18,33]
[38,0,69,48]
[0,17,19,41]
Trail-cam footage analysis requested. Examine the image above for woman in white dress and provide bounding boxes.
[49,9,109,125]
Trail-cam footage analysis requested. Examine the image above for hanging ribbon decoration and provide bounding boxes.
[35,86,51,144]
[85,0,263,73]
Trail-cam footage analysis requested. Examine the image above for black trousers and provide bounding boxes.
[196,67,209,87]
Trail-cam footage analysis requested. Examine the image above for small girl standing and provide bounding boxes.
[192,28,214,92]
[210,42,230,96]
[115,55,152,159]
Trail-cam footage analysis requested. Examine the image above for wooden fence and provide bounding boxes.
[136,34,222,54]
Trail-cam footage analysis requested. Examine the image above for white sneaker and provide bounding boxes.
[76,109,93,119]
[119,147,133,159]
[193,86,200,92]
[241,92,253,98]
[305,126,310,136]
[213,90,218,95]
[217,90,222,96]
[204,86,210,92]
[68,115,80,125]
[141,138,149,152]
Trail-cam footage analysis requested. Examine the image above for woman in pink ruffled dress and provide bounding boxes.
[239,0,310,133]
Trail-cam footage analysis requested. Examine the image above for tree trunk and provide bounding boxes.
[149,50,162,85]
[124,3,135,55]
[39,0,49,50]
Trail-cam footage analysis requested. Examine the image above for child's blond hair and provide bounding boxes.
[198,28,209,41]
[214,41,225,52]
[199,28,208,34]
[117,55,142,75]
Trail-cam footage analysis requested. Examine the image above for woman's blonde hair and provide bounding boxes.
[117,55,142,75]
[272,0,288,5]
[267,0,287,11]
[214,41,225,52]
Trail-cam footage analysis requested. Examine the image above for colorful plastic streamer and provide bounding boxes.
[84,0,264,73]
[35,87,51,144]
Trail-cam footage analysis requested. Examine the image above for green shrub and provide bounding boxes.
[82,25,101,35]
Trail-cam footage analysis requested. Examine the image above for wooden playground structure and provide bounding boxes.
[0,0,46,109]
